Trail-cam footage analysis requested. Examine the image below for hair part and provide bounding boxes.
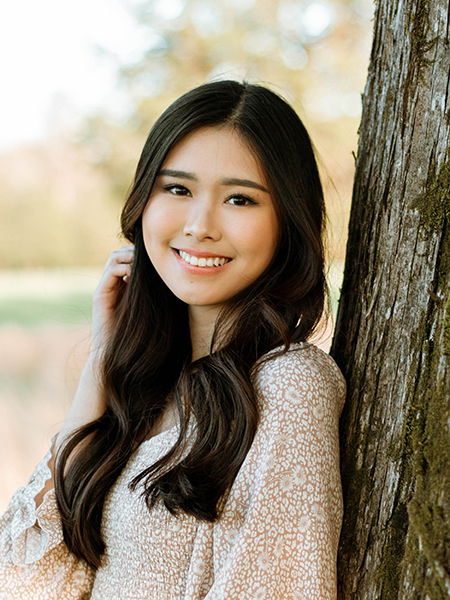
[55,80,328,568]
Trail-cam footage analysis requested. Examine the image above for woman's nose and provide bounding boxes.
[183,201,222,242]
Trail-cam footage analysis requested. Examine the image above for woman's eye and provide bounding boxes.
[226,194,257,206]
[163,184,191,196]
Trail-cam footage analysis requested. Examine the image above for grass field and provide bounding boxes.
[0,294,93,327]
[0,268,100,326]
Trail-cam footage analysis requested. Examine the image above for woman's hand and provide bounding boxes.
[91,245,134,356]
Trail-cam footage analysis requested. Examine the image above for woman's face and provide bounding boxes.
[142,126,279,312]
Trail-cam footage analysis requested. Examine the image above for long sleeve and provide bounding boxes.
[0,442,95,600]
[193,343,345,600]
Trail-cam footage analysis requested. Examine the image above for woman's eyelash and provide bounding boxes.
[226,194,257,206]
[163,184,191,195]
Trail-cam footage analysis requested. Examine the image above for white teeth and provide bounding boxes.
[178,250,229,268]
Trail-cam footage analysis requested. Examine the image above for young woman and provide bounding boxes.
[0,80,345,599]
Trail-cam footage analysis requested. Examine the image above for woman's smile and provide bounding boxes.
[174,249,231,271]
[142,126,279,312]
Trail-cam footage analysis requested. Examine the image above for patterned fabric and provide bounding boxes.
[0,343,345,600]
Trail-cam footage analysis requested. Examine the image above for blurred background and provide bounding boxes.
[0,0,373,511]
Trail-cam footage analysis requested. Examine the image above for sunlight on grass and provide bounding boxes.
[0,268,100,326]
[0,294,92,326]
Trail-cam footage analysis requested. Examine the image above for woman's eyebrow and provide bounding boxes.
[219,177,269,193]
[158,169,198,181]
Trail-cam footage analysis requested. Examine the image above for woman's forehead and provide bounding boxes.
[161,126,267,183]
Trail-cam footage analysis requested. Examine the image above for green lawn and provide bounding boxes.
[0,269,98,327]
[0,293,93,326]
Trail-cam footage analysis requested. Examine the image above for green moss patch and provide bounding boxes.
[410,150,450,233]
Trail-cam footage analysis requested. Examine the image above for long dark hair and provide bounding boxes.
[55,80,327,568]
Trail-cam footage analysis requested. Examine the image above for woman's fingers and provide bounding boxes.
[97,262,132,294]
[96,246,134,292]
[104,245,134,264]
[91,246,135,350]
[103,245,134,270]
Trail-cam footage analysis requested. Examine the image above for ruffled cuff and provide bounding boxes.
[7,441,64,566]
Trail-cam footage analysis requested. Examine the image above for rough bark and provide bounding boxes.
[330,0,450,598]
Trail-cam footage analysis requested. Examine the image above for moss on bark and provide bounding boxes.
[375,156,450,598]
[398,220,450,598]
[410,150,450,233]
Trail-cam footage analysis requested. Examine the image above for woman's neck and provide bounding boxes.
[188,305,222,361]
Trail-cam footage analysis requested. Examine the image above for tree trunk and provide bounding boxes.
[330,0,450,598]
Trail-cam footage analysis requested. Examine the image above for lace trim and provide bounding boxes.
[8,438,63,566]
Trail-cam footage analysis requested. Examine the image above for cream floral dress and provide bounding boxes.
[0,343,345,600]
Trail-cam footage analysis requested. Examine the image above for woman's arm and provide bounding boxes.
[33,245,134,510]
[33,356,100,509]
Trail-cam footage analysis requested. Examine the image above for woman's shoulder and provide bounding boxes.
[253,341,345,384]
[252,342,346,414]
